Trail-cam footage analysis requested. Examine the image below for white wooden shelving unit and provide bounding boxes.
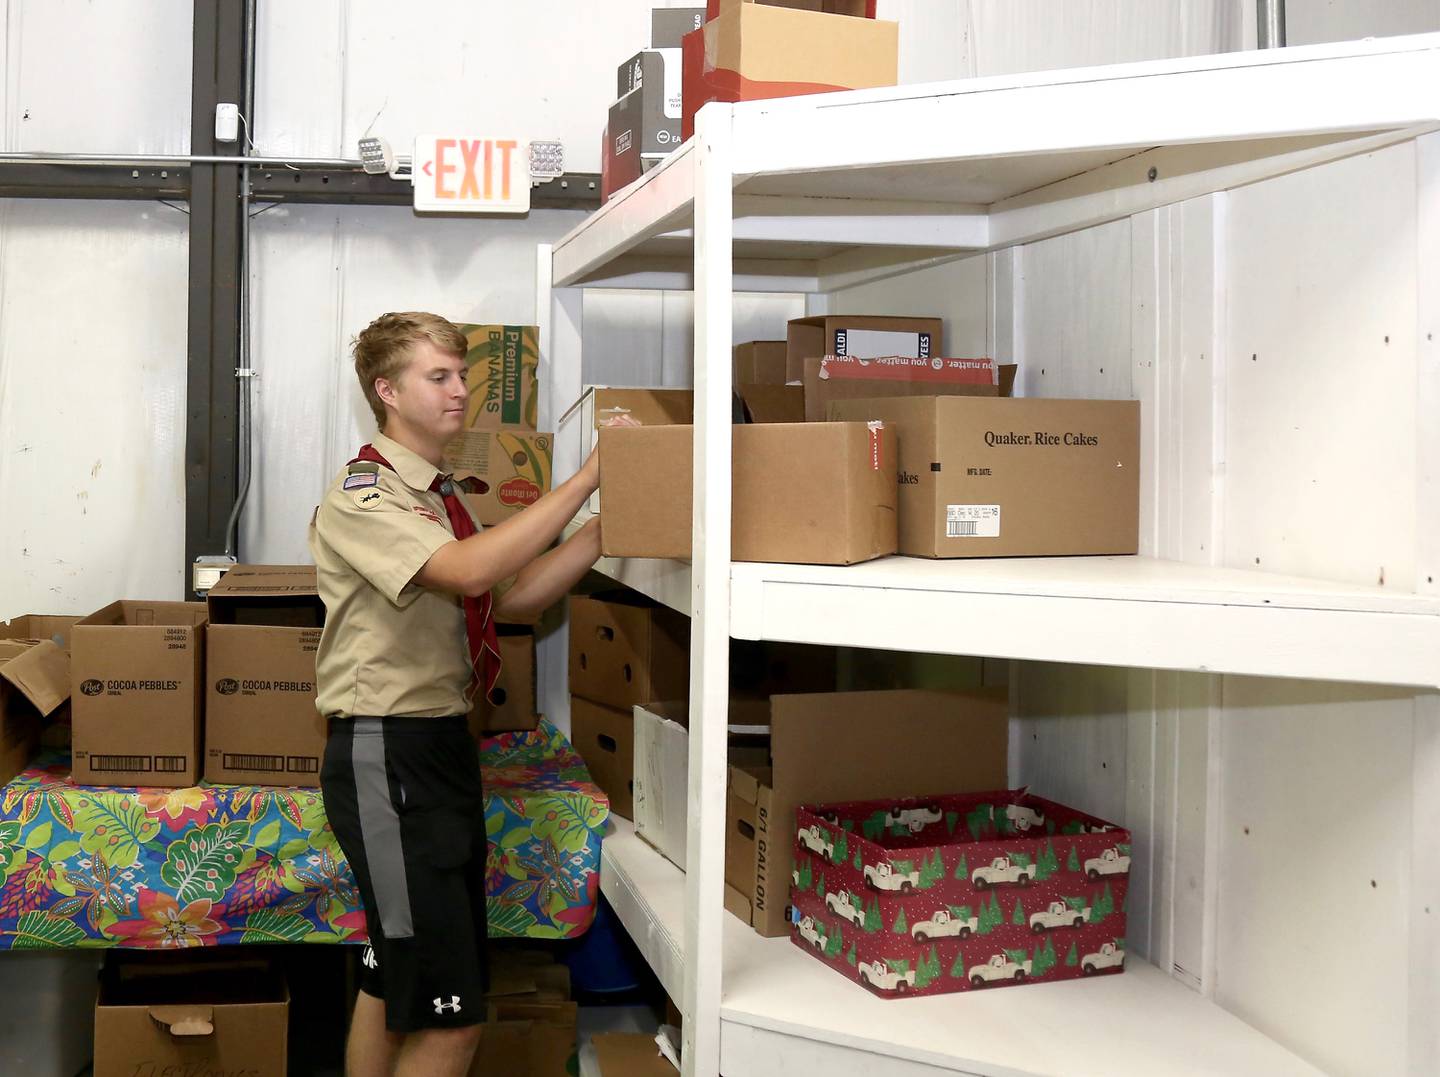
[538,33,1440,1077]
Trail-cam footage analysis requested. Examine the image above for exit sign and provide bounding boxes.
[413,135,530,214]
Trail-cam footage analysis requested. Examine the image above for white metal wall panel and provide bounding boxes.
[1,0,191,153]
[242,204,588,565]
[1215,677,1418,1077]
[1286,0,1440,46]
[0,199,189,617]
[962,0,1244,78]
[1222,143,1418,589]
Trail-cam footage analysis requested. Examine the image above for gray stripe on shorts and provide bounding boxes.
[352,718,414,939]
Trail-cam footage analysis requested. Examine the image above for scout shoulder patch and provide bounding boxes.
[353,489,384,510]
[343,472,379,490]
[348,461,380,475]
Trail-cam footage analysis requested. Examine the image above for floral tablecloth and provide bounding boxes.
[0,719,608,949]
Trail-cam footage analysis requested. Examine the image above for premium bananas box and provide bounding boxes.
[455,323,540,431]
[445,429,554,525]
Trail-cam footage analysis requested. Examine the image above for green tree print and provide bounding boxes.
[1065,941,1078,967]
[864,900,882,934]
[1066,845,1081,873]
[1011,899,1025,926]
[834,831,849,865]
[966,804,993,841]
[1035,841,1060,881]
[892,907,909,935]
[953,853,969,880]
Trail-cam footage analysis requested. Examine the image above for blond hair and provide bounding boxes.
[352,312,467,428]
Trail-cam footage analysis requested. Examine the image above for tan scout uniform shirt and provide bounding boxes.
[310,431,486,719]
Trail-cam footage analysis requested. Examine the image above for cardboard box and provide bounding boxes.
[708,0,877,19]
[726,688,1008,937]
[734,340,788,385]
[93,964,288,1077]
[0,614,80,650]
[204,565,324,786]
[789,791,1131,998]
[569,593,689,710]
[595,1032,677,1077]
[0,638,69,783]
[457,323,540,431]
[606,87,674,200]
[470,629,541,735]
[633,699,770,870]
[737,383,804,423]
[445,428,554,525]
[617,50,683,140]
[786,314,942,384]
[828,396,1141,557]
[803,355,1001,422]
[570,697,635,820]
[682,4,897,140]
[653,7,705,48]
[471,950,577,1077]
[72,602,207,787]
[562,386,694,515]
[598,421,897,565]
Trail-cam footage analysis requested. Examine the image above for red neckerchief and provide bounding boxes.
[350,444,502,705]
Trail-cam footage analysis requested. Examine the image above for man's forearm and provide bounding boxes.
[420,466,596,596]
[495,516,602,621]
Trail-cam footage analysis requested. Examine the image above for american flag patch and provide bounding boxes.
[343,473,379,490]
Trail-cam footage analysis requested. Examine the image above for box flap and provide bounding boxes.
[206,565,317,600]
[77,601,208,629]
[0,615,79,650]
[738,383,804,423]
[594,1032,679,1076]
[0,639,70,717]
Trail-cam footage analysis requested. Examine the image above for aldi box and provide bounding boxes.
[682,3,897,140]
[470,629,541,735]
[787,315,942,384]
[707,0,877,18]
[727,688,1008,937]
[204,565,324,786]
[633,699,770,870]
[570,696,635,819]
[605,84,676,200]
[734,340,788,385]
[597,421,896,564]
[94,960,288,1077]
[828,396,1141,557]
[561,386,693,515]
[653,7,705,48]
[569,593,689,710]
[616,50,683,151]
[457,323,540,431]
[0,638,69,783]
[446,429,554,525]
[803,354,999,422]
[72,601,207,787]
[789,790,1130,998]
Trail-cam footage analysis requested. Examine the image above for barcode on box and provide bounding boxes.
[225,753,284,772]
[154,756,187,773]
[287,756,320,774]
[946,504,1000,539]
[91,755,151,772]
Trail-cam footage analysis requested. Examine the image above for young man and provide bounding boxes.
[310,312,618,1077]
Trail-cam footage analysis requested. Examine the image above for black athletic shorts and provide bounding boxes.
[321,715,489,1032]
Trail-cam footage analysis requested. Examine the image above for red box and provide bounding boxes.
[789,790,1131,998]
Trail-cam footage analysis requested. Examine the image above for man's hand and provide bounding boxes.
[581,414,641,491]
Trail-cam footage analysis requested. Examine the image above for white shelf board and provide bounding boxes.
[598,817,1324,1077]
[552,33,1440,292]
[575,533,1440,689]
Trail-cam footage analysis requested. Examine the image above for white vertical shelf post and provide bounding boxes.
[682,104,735,1077]
[536,244,584,736]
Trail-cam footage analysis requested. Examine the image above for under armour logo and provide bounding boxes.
[362,946,378,970]
[433,996,462,1015]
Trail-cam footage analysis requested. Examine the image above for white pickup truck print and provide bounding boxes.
[969,953,1031,986]
[1005,804,1045,831]
[971,855,1032,889]
[796,916,826,951]
[796,824,834,859]
[1029,901,1087,933]
[884,804,943,833]
[863,860,921,892]
[824,889,867,926]
[1084,847,1131,879]
[859,959,915,992]
[911,908,978,942]
[1081,941,1126,974]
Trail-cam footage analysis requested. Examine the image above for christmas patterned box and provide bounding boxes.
[789,790,1131,998]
